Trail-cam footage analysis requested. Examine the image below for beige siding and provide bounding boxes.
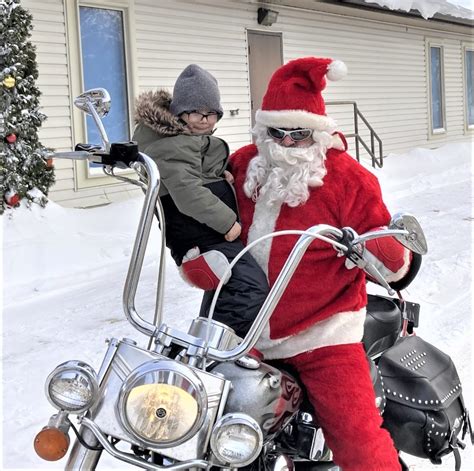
[23,0,141,207]
[134,0,254,150]
[22,0,75,201]
[277,6,473,158]
[24,0,473,207]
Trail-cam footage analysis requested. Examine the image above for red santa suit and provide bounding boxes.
[229,57,410,470]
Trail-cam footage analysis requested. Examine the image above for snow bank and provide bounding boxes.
[2,197,160,305]
[1,142,472,470]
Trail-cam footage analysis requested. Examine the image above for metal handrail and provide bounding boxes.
[326,100,384,168]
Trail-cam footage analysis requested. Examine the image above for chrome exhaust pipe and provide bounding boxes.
[270,454,294,471]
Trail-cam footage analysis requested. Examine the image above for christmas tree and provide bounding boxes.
[0,0,54,214]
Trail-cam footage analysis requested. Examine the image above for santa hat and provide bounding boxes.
[255,57,347,131]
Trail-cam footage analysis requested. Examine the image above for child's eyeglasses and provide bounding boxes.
[267,127,313,142]
[185,111,220,123]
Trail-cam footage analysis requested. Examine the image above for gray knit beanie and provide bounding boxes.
[170,64,223,118]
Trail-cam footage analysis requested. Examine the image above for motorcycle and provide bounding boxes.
[34,88,473,471]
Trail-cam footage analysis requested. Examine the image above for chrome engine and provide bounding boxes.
[212,359,303,439]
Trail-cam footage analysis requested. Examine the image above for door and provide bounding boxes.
[247,31,283,127]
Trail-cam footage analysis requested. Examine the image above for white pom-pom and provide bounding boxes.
[327,60,347,81]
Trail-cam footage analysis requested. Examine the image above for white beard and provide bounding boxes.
[244,123,331,207]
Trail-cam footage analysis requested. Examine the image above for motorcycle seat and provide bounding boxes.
[363,295,402,357]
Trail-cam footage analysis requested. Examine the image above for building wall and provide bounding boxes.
[22,0,473,208]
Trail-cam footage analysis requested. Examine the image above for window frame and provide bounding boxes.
[426,40,447,138]
[462,43,474,133]
[65,0,138,190]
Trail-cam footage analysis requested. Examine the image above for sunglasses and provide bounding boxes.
[267,127,313,142]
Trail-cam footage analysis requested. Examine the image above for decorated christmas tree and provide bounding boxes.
[0,0,54,214]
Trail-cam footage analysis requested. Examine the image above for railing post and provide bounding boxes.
[353,102,360,162]
[379,140,384,168]
[370,132,375,167]
[326,100,383,168]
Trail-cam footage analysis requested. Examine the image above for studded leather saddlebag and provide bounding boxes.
[378,335,473,470]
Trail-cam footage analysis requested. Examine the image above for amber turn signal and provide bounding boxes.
[34,426,70,461]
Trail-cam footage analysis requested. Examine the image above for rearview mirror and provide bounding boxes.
[389,213,428,255]
[74,88,111,117]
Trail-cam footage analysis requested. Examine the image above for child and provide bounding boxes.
[132,64,269,337]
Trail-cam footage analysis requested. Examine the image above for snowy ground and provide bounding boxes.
[2,141,473,470]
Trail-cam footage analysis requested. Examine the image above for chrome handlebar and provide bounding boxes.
[50,149,164,340]
[206,226,344,361]
[204,225,408,362]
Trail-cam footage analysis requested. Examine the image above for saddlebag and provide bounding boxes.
[378,335,473,470]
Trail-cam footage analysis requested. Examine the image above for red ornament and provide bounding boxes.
[5,190,20,207]
[45,158,54,168]
[5,133,17,143]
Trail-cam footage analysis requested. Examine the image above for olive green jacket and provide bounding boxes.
[132,90,237,235]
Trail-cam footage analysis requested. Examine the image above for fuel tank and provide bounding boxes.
[211,357,303,439]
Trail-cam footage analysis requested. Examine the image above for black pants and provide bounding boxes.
[199,240,270,338]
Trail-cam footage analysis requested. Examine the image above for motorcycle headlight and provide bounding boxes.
[210,413,263,467]
[118,360,207,447]
[45,361,99,414]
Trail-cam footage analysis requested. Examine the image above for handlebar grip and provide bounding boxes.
[108,141,139,166]
[75,143,103,152]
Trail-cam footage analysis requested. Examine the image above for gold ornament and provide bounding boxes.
[3,76,16,88]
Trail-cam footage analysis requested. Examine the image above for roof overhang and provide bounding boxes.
[253,0,473,33]
[339,0,474,27]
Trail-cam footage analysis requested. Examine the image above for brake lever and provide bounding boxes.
[340,227,396,296]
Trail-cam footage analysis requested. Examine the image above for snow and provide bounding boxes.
[2,142,473,470]
[363,0,474,20]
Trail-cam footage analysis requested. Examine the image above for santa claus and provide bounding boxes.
[229,57,413,470]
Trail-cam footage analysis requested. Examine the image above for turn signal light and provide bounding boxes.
[33,426,70,461]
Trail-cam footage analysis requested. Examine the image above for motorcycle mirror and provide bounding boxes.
[389,213,428,255]
[74,88,111,118]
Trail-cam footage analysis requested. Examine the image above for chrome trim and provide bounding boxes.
[210,413,264,467]
[65,426,102,471]
[45,360,99,414]
[188,318,241,351]
[150,195,168,349]
[80,417,209,470]
[65,339,120,470]
[73,88,111,150]
[90,340,228,462]
[117,360,208,448]
[122,153,162,338]
[388,212,427,254]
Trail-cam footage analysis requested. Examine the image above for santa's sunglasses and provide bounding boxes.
[267,127,313,142]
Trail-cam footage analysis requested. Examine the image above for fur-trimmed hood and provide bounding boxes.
[134,89,187,137]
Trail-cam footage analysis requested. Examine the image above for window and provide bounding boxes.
[429,45,446,133]
[464,47,474,129]
[79,6,130,167]
[66,0,136,190]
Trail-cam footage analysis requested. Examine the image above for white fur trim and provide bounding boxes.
[364,246,412,283]
[330,132,345,150]
[327,60,347,81]
[247,187,282,277]
[256,308,366,360]
[256,109,337,131]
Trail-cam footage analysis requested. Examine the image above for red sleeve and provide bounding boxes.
[337,153,412,283]
[338,153,391,233]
